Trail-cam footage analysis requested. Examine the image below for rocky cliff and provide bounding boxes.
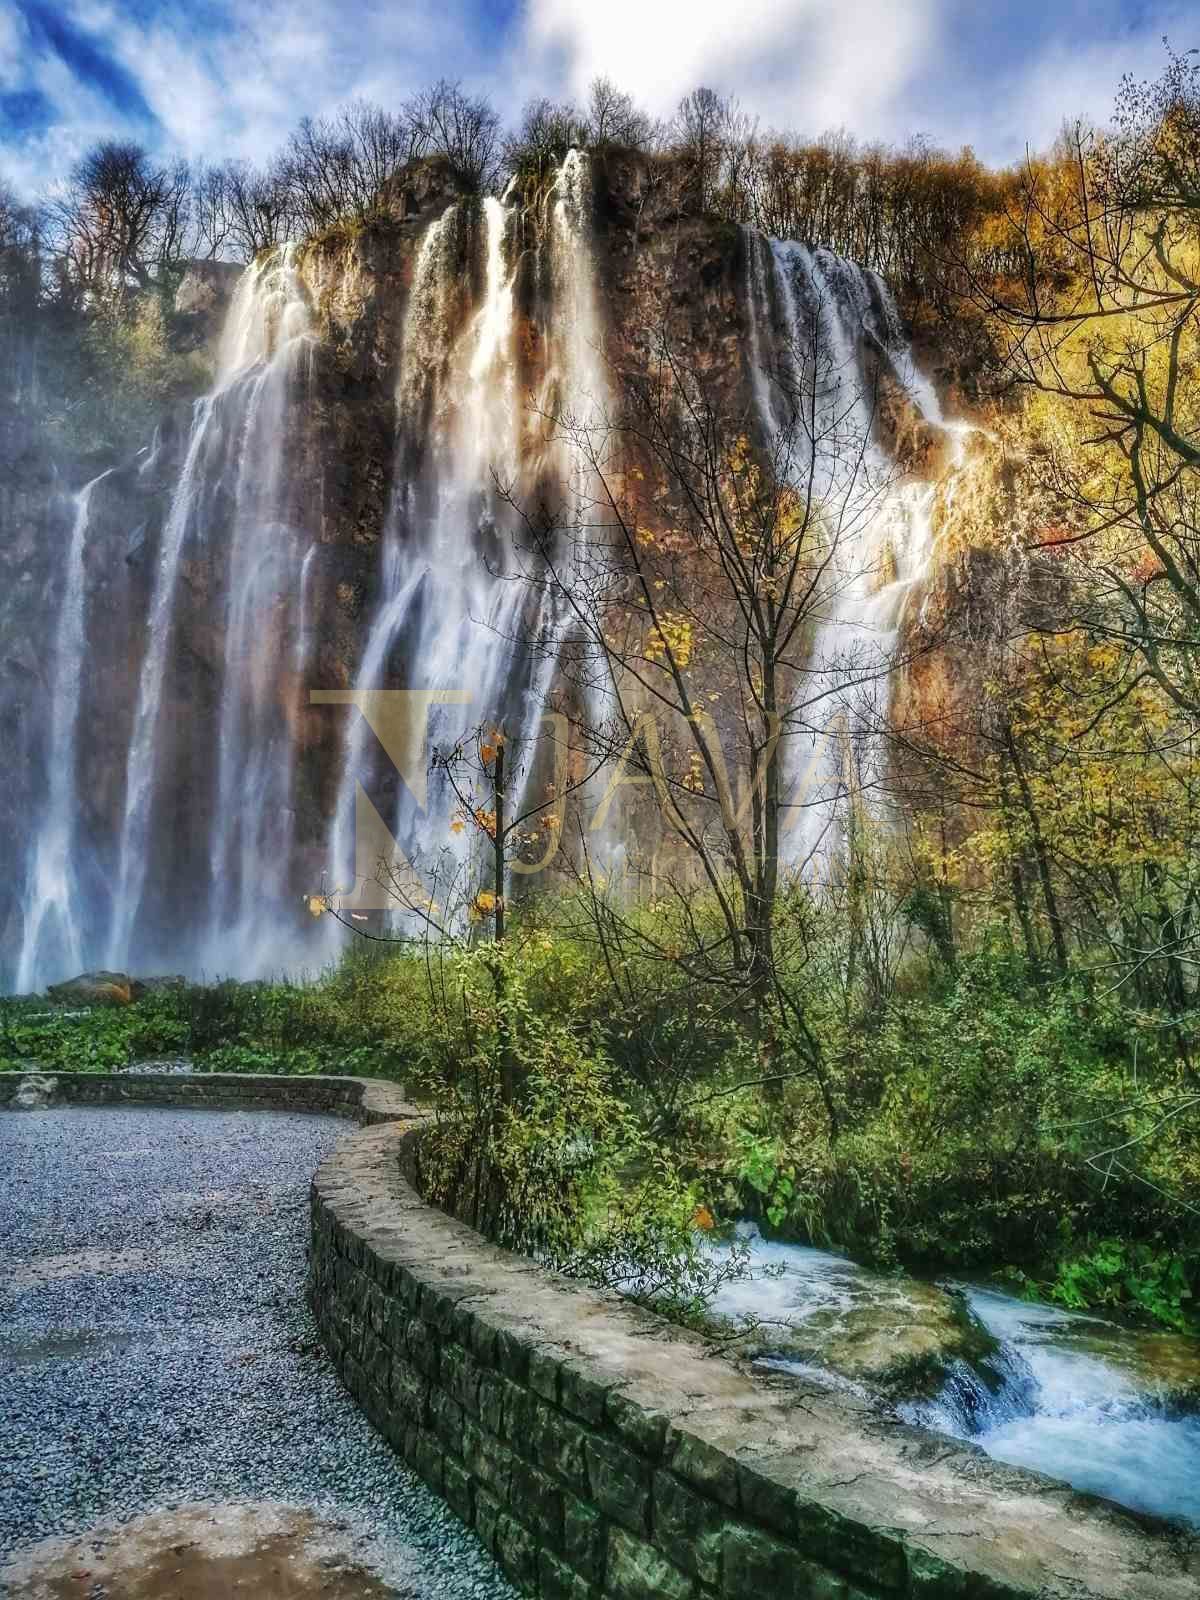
[4,151,977,991]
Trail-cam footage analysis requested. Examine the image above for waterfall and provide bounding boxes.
[744,233,965,872]
[201,247,315,975]
[13,158,960,990]
[104,393,215,977]
[15,471,112,992]
[326,155,610,922]
[105,246,314,979]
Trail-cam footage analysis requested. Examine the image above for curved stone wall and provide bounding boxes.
[0,1068,417,1122]
[309,1119,1199,1600]
[5,1070,1196,1598]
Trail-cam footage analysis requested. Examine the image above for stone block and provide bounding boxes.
[413,1431,444,1494]
[443,1455,475,1524]
[652,1470,725,1586]
[511,1456,564,1546]
[406,1316,439,1378]
[474,1487,502,1554]
[477,1369,506,1437]
[495,1512,538,1588]
[463,1417,515,1500]
[606,1392,668,1461]
[496,1325,530,1383]
[584,1434,650,1534]
[668,1430,740,1510]
[538,1548,595,1600]
[501,1378,533,1450]
[563,1493,606,1584]
[721,1523,850,1600]
[607,1527,694,1600]
[529,1346,561,1404]
[558,1359,613,1427]
[429,1388,465,1455]
[529,1401,590,1495]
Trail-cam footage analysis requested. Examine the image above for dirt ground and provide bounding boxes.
[0,1503,422,1599]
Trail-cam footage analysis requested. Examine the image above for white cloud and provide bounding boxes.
[517,0,937,135]
[1,0,1197,200]
[0,0,489,194]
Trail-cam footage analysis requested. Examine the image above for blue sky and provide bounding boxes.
[0,0,1195,195]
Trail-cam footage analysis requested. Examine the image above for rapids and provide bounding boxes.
[710,1229,1200,1527]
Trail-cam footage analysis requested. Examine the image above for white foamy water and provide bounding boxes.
[710,1228,1200,1526]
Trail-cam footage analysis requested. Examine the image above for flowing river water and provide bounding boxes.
[710,1229,1200,1527]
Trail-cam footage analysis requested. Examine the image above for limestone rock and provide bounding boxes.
[46,971,142,1006]
[173,259,243,319]
[11,1072,58,1109]
[712,1257,999,1400]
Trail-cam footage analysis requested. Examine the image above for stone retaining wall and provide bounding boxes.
[4,1070,1196,1598]
[0,1069,416,1123]
[309,1120,1199,1600]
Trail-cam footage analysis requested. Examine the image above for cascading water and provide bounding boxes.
[17,160,944,990]
[15,471,113,992]
[104,245,315,980]
[744,233,967,873]
[709,1230,1200,1527]
[201,247,316,974]
[103,393,216,977]
[325,154,611,922]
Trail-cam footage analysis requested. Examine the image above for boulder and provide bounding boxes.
[173,259,243,319]
[10,1073,58,1109]
[711,1250,999,1400]
[46,971,141,1006]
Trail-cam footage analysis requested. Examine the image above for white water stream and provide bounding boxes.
[710,1230,1200,1526]
[325,155,610,923]
[15,472,113,993]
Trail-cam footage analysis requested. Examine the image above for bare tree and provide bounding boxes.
[52,141,192,303]
[216,160,294,258]
[585,77,654,151]
[409,79,502,193]
[504,97,587,179]
[671,87,731,212]
[498,304,897,1126]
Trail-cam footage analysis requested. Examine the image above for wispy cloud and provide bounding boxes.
[0,0,1195,197]
[515,0,938,137]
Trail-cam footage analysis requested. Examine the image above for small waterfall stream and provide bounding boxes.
[710,1230,1200,1526]
[15,472,112,993]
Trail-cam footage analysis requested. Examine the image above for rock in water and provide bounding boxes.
[709,1244,1000,1401]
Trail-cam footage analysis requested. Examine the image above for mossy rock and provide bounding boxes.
[711,1263,999,1401]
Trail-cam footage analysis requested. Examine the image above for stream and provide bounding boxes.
[709,1229,1200,1527]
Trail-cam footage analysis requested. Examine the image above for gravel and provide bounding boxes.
[0,1106,516,1598]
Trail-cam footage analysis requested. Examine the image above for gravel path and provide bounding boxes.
[0,1106,515,1598]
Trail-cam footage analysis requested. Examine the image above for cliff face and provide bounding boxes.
[5,153,975,990]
